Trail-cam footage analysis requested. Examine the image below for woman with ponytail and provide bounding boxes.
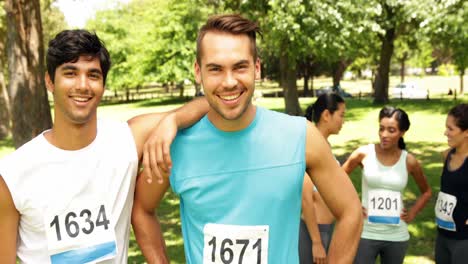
[342,106,431,264]
[300,93,347,264]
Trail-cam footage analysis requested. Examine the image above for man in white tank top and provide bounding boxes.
[0,29,208,263]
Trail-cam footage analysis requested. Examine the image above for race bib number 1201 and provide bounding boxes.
[367,189,402,225]
[203,223,269,264]
[45,204,117,264]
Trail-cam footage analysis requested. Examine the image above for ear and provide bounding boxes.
[321,109,331,123]
[194,61,202,84]
[45,73,54,93]
[400,130,406,138]
[254,58,261,80]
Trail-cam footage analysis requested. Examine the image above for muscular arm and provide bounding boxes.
[403,154,432,223]
[131,171,170,263]
[304,122,362,263]
[301,174,327,263]
[0,175,19,263]
[128,97,209,159]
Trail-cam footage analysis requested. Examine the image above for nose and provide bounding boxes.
[76,74,89,91]
[222,71,238,89]
[380,130,388,138]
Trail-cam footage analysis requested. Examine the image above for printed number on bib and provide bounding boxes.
[203,223,269,264]
[45,204,117,263]
[435,192,457,232]
[368,189,401,225]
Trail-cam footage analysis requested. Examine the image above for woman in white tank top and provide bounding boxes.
[342,106,432,264]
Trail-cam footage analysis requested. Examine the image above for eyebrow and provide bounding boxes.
[204,60,250,68]
[205,63,222,68]
[233,60,250,66]
[59,65,78,71]
[59,65,102,75]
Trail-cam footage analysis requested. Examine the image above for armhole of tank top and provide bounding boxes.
[366,144,375,158]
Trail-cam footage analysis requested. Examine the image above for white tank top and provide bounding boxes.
[361,144,410,242]
[0,119,138,263]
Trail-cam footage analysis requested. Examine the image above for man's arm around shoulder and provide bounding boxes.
[304,122,362,263]
[131,170,171,264]
[0,175,19,263]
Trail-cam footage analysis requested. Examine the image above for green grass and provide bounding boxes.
[1,81,467,263]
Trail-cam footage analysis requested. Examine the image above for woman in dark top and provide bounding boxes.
[435,103,468,264]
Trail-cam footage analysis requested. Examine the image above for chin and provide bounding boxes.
[221,111,243,121]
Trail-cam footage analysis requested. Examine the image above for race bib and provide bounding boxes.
[203,223,269,264]
[45,203,117,263]
[367,189,402,225]
[435,192,457,231]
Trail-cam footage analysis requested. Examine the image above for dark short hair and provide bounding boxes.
[46,29,111,84]
[448,103,468,131]
[379,106,411,150]
[196,14,261,64]
[305,93,345,123]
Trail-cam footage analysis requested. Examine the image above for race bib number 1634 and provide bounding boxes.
[45,204,117,264]
[203,223,269,264]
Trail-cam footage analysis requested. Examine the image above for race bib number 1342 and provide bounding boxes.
[203,223,269,264]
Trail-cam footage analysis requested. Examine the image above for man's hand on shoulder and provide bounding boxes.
[142,112,178,184]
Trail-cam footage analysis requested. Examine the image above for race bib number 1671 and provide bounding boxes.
[203,223,269,264]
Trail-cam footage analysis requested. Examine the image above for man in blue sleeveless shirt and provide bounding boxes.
[132,14,362,263]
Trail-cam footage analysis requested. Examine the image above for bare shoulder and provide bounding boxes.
[0,175,16,212]
[348,145,368,163]
[305,121,331,161]
[406,152,422,171]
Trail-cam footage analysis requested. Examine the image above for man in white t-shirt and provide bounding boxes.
[0,29,208,263]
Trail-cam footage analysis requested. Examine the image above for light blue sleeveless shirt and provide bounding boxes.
[170,107,306,264]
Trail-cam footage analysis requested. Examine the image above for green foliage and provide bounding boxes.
[41,0,67,46]
[87,0,212,91]
[430,0,468,76]
[438,64,455,77]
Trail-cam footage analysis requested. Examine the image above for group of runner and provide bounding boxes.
[0,13,466,264]
[299,93,467,264]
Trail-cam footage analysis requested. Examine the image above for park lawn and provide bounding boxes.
[1,96,467,263]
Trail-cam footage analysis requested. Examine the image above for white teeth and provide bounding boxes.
[219,93,241,101]
[72,97,90,102]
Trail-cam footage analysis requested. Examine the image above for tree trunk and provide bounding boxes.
[280,51,302,115]
[332,60,348,88]
[373,28,396,104]
[310,75,314,97]
[5,0,52,148]
[0,26,11,140]
[399,52,408,84]
[303,71,309,96]
[460,70,465,95]
[0,69,10,140]
[178,82,184,98]
[400,59,405,84]
[194,82,201,96]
